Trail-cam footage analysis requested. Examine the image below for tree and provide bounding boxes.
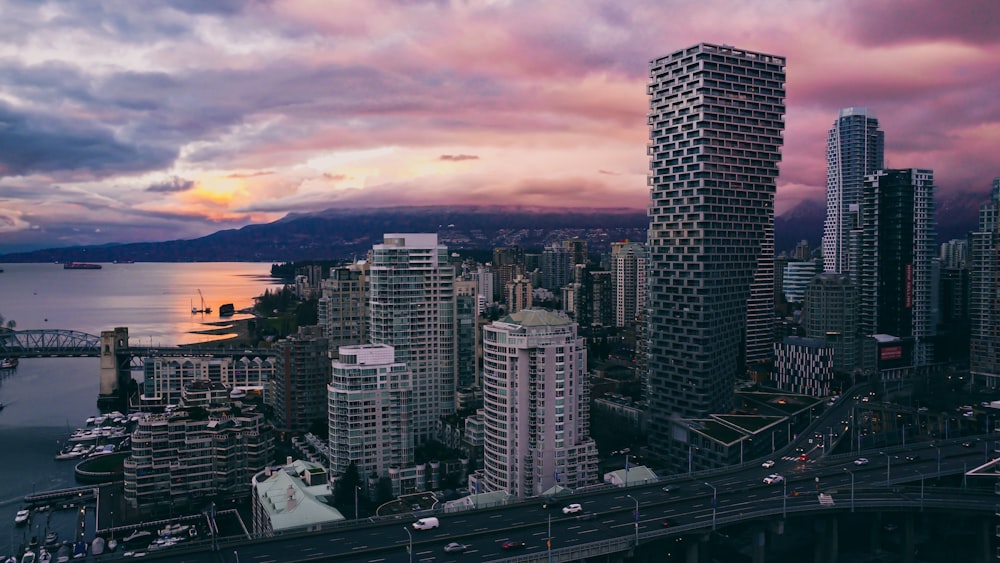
[334,462,361,506]
[375,476,394,504]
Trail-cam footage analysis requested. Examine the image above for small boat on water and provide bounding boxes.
[0,358,17,369]
[37,548,50,563]
[14,509,29,526]
[44,532,58,546]
[72,540,86,559]
[121,530,152,546]
[19,551,35,563]
[106,539,117,553]
[62,262,101,270]
[219,303,235,316]
[54,545,70,563]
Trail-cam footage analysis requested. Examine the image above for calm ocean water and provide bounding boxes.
[0,262,283,557]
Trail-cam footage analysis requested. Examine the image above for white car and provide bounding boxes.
[562,503,583,514]
[763,474,784,485]
[761,460,775,469]
[443,543,468,553]
[854,457,870,465]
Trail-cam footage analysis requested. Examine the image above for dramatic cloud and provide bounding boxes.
[0,0,997,252]
[146,176,195,193]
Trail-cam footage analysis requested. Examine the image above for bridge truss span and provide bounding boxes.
[0,329,101,358]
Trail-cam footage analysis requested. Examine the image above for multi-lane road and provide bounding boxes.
[131,391,999,562]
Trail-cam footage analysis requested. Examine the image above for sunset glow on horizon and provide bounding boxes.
[0,0,997,252]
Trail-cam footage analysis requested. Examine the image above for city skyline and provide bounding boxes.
[0,0,998,252]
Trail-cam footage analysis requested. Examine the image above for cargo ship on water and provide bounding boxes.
[62,262,102,269]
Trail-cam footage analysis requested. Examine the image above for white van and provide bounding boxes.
[412,517,439,530]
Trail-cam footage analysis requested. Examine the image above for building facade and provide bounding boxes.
[123,400,274,511]
[481,309,598,497]
[781,259,821,304]
[317,261,369,356]
[802,273,859,376]
[858,169,936,369]
[141,353,276,407]
[971,179,1000,387]
[327,344,412,490]
[505,276,533,315]
[822,107,885,274]
[646,43,786,466]
[369,233,457,443]
[272,325,331,433]
[610,241,647,328]
[773,336,835,396]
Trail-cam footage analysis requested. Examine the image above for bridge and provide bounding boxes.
[0,329,101,357]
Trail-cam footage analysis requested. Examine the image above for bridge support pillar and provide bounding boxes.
[902,512,914,563]
[980,513,992,563]
[812,517,838,563]
[751,527,766,563]
[686,532,711,563]
[98,327,130,412]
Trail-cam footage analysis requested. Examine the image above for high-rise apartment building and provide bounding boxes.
[781,259,821,304]
[505,275,533,314]
[858,169,936,369]
[823,108,885,274]
[327,344,412,487]
[481,309,597,497]
[317,261,369,356]
[273,325,331,433]
[369,233,457,443]
[455,280,480,390]
[541,243,573,291]
[970,178,1000,387]
[803,273,859,376]
[646,43,785,466]
[493,246,525,303]
[610,241,647,328]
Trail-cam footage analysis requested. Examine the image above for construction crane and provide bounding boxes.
[192,289,212,314]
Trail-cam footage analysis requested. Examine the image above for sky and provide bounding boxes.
[0,0,998,252]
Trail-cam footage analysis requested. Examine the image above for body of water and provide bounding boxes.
[0,262,283,557]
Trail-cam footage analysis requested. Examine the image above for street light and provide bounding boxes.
[703,483,717,530]
[355,485,360,520]
[931,443,941,473]
[547,513,552,563]
[843,468,855,512]
[233,551,240,563]
[782,479,787,519]
[879,451,891,486]
[916,470,924,511]
[404,526,413,563]
[626,494,639,546]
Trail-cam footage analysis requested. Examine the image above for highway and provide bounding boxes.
[116,389,1000,562]
[130,440,994,562]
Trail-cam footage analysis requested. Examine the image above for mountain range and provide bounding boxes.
[0,192,988,263]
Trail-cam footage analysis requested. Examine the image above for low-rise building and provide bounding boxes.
[123,394,274,513]
[251,458,346,537]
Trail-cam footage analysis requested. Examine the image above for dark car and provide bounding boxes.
[662,520,671,527]
[502,541,526,550]
[905,454,920,461]
[540,499,562,510]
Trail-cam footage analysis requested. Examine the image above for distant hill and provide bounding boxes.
[774,189,987,255]
[0,206,649,263]
[1,193,985,263]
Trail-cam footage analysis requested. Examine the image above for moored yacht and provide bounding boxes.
[14,509,29,526]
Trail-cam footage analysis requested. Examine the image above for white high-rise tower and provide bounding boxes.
[368,233,457,443]
[823,108,885,274]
